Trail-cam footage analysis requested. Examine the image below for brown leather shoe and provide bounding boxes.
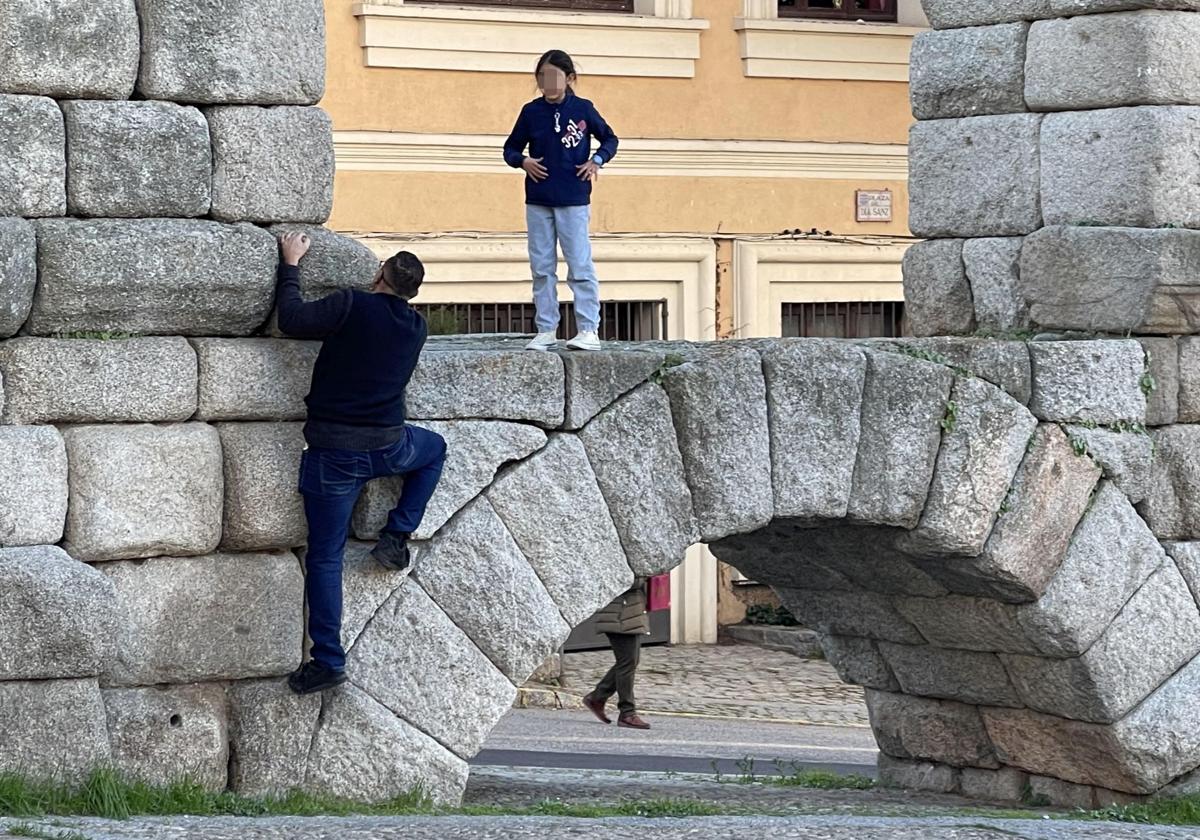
[618,713,651,730]
[583,694,612,724]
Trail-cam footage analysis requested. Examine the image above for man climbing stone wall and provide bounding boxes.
[0,0,652,804]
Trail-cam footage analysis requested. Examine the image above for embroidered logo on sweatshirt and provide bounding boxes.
[561,119,587,149]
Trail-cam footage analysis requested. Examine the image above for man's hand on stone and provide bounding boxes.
[280,232,311,266]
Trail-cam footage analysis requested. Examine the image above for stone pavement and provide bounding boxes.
[6,815,1195,839]
[6,764,1194,840]
[524,642,869,728]
[466,765,971,812]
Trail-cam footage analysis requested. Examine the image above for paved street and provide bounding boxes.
[10,815,1196,839]
[539,642,870,727]
[503,641,873,776]
[465,764,969,812]
[476,708,877,776]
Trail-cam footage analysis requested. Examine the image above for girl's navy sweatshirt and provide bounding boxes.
[503,93,619,208]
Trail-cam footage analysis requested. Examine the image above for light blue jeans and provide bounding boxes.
[526,204,601,334]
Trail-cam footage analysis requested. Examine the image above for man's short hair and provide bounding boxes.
[381,251,424,299]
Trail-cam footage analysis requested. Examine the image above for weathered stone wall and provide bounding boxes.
[6,324,1197,807]
[884,0,1200,807]
[907,0,1200,339]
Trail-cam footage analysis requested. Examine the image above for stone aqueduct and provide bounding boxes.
[4,0,1200,811]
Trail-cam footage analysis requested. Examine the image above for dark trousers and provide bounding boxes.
[592,632,642,716]
[299,425,447,671]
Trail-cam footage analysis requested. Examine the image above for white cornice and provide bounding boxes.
[335,131,909,181]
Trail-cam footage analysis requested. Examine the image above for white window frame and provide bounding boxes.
[353,1,709,78]
[732,238,909,339]
[734,0,927,81]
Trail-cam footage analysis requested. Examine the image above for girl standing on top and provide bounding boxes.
[503,49,619,352]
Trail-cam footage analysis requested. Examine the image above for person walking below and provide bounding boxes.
[275,232,447,696]
[583,582,652,730]
[502,49,618,353]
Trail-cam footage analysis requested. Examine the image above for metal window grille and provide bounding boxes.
[414,300,669,342]
[781,301,906,339]
[778,0,897,20]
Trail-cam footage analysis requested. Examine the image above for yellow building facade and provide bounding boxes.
[322,0,927,642]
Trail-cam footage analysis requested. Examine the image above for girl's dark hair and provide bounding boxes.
[381,251,425,299]
[535,49,577,94]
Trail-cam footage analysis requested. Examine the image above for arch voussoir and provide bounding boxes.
[659,344,773,542]
[847,350,953,530]
[914,423,1100,604]
[411,497,570,685]
[487,433,635,629]
[577,382,699,577]
[896,376,1037,560]
[761,340,867,520]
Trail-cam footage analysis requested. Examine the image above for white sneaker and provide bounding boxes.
[566,331,602,351]
[526,331,559,351]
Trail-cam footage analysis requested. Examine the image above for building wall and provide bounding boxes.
[321,0,924,643]
[323,0,917,139]
[324,0,919,236]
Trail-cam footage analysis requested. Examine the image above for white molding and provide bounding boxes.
[732,238,910,338]
[354,3,709,78]
[334,131,910,181]
[734,17,924,81]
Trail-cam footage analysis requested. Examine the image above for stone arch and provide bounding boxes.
[219,335,1198,806]
[3,334,1194,808]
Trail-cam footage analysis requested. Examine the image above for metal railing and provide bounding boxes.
[781,300,907,339]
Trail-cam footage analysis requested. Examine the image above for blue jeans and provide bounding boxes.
[298,425,447,671]
[526,204,601,334]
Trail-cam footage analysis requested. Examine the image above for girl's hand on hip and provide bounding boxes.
[576,161,600,182]
[522,157,549,182]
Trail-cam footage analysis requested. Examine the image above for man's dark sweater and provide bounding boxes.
[275,264,428,451]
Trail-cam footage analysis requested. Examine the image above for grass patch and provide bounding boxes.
[12,768,1200,827]
[1081,795,1200,826]
[743,604,799,627]
[0,772,746,822]
[894,344,973,378]
[649,352,686,384]
[972,328,1037,342]
[773,769,875,791]
[0,770,432,821]
[940,399,959,434]
[721,759,875,791]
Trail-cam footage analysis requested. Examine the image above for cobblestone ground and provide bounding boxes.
[532,642,869,727]
[7,815,1195,839]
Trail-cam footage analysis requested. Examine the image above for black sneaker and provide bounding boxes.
[371,531,412,571]
[287,661,347,695]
